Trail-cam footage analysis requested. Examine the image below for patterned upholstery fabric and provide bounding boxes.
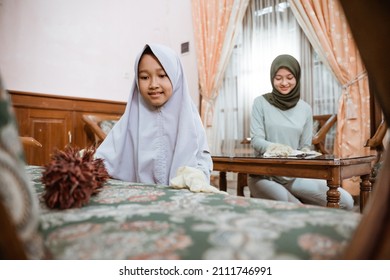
[0,76,44,259]
[28,164,361,260]
[98,120,117,136]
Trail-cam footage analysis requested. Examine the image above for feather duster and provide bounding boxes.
[41,146,109,209]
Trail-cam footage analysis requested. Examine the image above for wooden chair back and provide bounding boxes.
[365,120,387,163]
[364,120,388,188]
[82,113,121,147]
[312,114,337,154]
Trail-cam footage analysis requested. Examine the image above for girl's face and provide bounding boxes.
[138,54,173,107]
[273,68,297,95]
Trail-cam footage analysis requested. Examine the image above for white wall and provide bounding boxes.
[0,0,199,105]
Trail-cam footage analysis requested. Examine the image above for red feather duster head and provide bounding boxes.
[41,146,109,209]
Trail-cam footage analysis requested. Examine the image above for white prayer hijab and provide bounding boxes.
[95,43,211,185]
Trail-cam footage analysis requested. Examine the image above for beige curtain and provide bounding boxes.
[191,0,249,126]
[289,0,370,158]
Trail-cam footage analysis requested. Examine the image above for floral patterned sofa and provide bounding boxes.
[27,165,361,260]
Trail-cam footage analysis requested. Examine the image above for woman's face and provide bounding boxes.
[138,53,173,107]
[273,67,297,95]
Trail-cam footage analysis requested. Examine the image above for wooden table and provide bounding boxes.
[212,154,376,212]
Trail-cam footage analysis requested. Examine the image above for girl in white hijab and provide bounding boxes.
[95,44,213,188]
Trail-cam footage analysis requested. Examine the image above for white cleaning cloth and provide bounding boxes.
[264,143,294,157]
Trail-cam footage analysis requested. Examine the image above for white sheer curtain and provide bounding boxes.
[312,52,342,151]
[211,0,341,155]
[212,45,242,156]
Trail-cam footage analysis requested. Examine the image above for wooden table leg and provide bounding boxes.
[360,174,372,213]
[326,180,340,208]
[237,173,247,196]
[219,171,227,192]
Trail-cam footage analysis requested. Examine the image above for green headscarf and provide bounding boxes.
[263,54,301,110]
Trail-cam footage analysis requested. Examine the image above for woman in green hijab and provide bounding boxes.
[248,54,354,210]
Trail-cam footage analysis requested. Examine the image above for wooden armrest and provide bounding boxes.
[82,115,107,141]
[365,120,387,148]
[20,137,42,147]
[82,114,121,146]
[312,114,337,145]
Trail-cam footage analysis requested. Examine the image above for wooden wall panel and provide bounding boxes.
[29,109,72,165]
[10,90,126,166]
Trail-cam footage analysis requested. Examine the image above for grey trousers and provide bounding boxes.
[248,175,354,210]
